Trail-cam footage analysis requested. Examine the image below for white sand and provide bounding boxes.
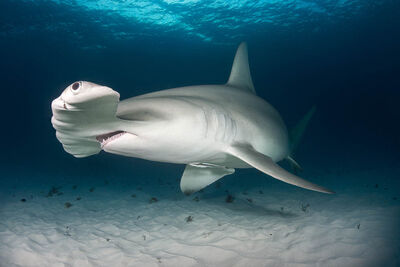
[0,168,399,267]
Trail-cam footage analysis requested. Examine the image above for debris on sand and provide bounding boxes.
[301,203,310,212]
[64,226,71,236]
[64,202,72,208]
[149,197,158,203]
[46,186,62,197]
[185,216,193,223]
[225,194,234,203]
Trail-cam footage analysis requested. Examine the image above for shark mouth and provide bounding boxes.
[96,131,126,148]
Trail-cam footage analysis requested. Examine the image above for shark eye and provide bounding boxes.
[70,82,82,94]
[72,82,80,91]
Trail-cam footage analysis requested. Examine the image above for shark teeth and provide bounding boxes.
[96,131,126,148]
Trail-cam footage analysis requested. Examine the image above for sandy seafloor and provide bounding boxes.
[0,165,399,267]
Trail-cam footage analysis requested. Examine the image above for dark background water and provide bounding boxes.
[0,0,399,191]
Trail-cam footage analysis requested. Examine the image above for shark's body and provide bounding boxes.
[113,84,287,166]
[51,43,334,194]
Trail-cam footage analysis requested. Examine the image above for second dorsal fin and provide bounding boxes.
[227,42,255,94]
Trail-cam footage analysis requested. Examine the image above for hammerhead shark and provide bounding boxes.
[51,42,334,194]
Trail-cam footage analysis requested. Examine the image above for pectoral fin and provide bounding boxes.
[180,163,235,195]
[227,144,334,194]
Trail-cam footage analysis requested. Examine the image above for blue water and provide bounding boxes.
[1,0,398,178]
[0,0,399,264]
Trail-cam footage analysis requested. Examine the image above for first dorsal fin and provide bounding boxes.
[227,42,255,94]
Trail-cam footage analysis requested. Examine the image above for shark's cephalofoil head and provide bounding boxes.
[56,81,120,107]
[51,81,126,157]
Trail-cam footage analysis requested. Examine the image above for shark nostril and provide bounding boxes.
[72,82,80,90]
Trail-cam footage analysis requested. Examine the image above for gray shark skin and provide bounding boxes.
[51,42,334,195]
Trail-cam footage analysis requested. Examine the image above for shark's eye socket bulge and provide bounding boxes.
[72,82,80,91]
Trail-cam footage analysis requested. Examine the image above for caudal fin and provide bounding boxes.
[290,106,316,152]
[286,106,316,173]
